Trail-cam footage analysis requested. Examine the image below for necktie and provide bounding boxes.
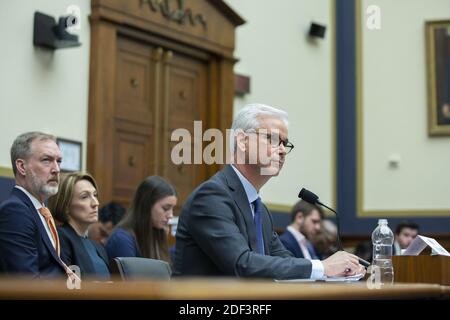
[299,237,312,259]
[38,207,60,257]
[252,197,265,255]
[306,240,319,260]
[39,207,80,284]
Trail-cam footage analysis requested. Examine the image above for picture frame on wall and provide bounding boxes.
[57,138,82,172]
[425,20,450,136]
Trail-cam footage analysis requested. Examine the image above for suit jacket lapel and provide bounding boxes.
[222,165,259,253]
[287,230,304,258]
[37,218,64,267]
[93,243,110,267]
[13,188,65,269]
[62,223,96,272]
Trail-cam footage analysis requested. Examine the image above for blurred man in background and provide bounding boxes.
[88,202,125,245]
[393,221,419,255]
[279,200,323,260]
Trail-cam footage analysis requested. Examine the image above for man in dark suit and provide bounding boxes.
[174,104,365,279]
[0,132,66,278]
[279,200,323,260]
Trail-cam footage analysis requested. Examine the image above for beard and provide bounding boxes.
[299,224,309,239]
[29,170,59,198]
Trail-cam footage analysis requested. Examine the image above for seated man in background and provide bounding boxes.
[279,200,323,260]
[174,103,365,279]
[0,132,66,277]
[88,202,125,245]
[311,219,338,259]
[393,220,419,255]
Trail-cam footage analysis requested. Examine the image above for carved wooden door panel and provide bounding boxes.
[111,36,208,207]
[161,51,208,207]
[112,37,159,205]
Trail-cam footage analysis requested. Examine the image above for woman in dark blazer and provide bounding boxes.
[48,172,110,280]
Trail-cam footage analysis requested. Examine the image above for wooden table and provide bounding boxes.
[0,277,447,300]
[393,255,450,285]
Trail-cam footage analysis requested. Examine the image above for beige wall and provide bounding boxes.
[361,0,450,211]
[2,0,448,215]
[226,0,335,209]
[0,0,91,172]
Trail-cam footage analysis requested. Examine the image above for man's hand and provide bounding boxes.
[322,251,366,277]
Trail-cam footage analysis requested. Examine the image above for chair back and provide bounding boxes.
[113,257,171,281]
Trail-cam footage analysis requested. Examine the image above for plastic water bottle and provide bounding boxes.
[371,219,394,285]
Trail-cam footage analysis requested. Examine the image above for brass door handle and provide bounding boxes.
[163,50,173,62]
[177,164,185,174]
[130,78,139,87]
[128,156,136,167]
[153,47,163,60]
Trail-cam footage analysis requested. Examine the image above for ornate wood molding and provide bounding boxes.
[140,0,207,28]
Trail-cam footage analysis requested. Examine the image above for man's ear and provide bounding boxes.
[295,211,304,224]
[15,159,26,176]
[236,131,247,152]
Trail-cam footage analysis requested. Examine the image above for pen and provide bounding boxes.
[358,257,370,267]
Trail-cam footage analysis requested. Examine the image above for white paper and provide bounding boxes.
[403,235,450,256]
[275,273,364,283]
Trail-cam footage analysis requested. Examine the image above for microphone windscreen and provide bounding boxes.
[298,188,319,204]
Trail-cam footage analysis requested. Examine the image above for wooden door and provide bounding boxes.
[161,51,208,208]
[112,37,159,205]
[111,36,209,208]
[88,0,243,210]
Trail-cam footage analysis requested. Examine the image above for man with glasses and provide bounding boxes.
[173,103,365,279]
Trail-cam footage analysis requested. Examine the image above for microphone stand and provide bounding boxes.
[316,201,370,268]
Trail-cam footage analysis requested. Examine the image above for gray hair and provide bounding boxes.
[230,103,289,154]
[11,132,56,176]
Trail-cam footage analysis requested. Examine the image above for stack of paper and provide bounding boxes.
[275,273,364,283]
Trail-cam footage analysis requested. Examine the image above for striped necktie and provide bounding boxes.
[39,207,81,284]
[38,207,60,256]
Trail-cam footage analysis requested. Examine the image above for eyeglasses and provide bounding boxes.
[245,129,295,154]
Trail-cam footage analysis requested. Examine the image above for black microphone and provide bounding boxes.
[298,188,370,267]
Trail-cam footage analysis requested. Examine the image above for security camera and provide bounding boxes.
[64,15,78,28]
[33,11,81,49]
[53,15,78,41]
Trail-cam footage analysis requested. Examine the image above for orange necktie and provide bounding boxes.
[38,207,81,284]
[38,207,60,257]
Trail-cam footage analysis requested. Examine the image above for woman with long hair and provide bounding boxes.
[105,176,177,263]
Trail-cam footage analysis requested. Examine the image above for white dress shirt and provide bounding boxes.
[287,226,312,259]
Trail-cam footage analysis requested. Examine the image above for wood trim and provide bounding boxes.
[87,21,118,203]
[90,1,239,59]
[0,167,14,178]
[116,26,212,61]
[207,0,246,26]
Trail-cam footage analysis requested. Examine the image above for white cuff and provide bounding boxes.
[310,260,325,279]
